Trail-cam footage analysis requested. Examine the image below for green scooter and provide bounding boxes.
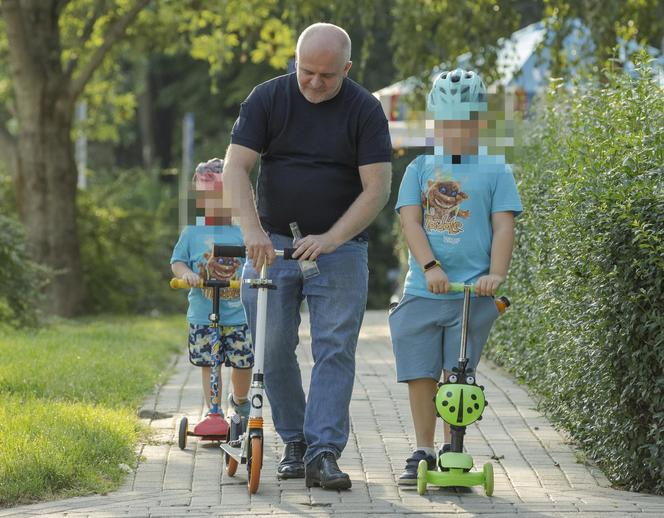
[417,282,509,496]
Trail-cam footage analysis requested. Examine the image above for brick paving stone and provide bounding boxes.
[6,310,664,517]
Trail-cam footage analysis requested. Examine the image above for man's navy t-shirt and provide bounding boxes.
[230,73,392,238]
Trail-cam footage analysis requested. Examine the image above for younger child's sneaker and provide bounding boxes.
[227,393,250,419]
[398,450,436,485]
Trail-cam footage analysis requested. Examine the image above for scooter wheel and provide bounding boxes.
[178,417,188,450]
[226,455,238,477]
[417,459,428,495]
[483,462,494,496]
[247,436,262,494]
[225,416,241,476]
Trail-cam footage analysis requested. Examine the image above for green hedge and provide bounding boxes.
[0,175,47,327]
[0,213,47,327]
[0,169,183,322]
[486,59,664,494]
[78,170,184,315]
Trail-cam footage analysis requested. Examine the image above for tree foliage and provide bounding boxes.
[0,0,302,316]
[390,0,540,84]
[542,0,664,77]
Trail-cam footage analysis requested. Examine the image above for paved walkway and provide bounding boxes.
[4,311,664,517]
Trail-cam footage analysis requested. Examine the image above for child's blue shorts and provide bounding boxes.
[188,323,253,369]
[388,293,500,382]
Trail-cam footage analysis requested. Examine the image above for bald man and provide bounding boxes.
[224,23,392,490]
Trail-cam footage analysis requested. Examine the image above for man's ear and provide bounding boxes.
[343,60,352,77]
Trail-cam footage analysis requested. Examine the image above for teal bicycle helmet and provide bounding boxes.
[427,68,487,120]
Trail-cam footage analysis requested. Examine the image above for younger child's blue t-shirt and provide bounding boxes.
[170,225,247,325]
[396,154,523,299]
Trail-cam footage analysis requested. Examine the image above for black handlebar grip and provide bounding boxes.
[213,245,246,258]
[204,279,231,288]
[282,247,297,260]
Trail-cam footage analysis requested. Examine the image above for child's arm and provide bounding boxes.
[399,205,450,294]
[476,211,515,296]
[171,261,201,287]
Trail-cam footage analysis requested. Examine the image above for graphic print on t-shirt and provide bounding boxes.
[421,169,470,235]
[199,236,241,301]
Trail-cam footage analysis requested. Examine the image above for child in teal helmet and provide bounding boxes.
[389,69,523,484]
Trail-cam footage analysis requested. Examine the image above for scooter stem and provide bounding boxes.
[458,284,471,366]
[249,263,268,419]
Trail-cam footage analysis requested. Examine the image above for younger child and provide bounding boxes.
[389,69,523,484]
[170,158,253,418]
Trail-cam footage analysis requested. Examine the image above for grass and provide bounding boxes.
[0,315,184,507]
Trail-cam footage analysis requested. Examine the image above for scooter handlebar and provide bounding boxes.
[449,282,475,293]
[213,244,298,260]
[448,282,511,313]
[448,282,504,295]
[282,247,297,260]
[214,245,246,258]
[170,278,241,290]
[170,278,194,289]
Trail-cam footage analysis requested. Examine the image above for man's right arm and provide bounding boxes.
[223,143,276,270]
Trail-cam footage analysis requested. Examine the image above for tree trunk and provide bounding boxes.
[4,0,84,316]
[15,100,84,317]
[2,0,150,316]
[136,56,155,169]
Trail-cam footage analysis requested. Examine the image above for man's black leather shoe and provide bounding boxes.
[277,441,307,479]
[305,452,352,490]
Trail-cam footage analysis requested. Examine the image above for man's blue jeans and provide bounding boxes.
[240,233,368,464]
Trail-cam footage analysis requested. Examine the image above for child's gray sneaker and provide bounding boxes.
[227,393,250,418]
[398,450,436,485]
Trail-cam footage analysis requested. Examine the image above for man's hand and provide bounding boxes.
[475,273,505,296]
[425,267,449,294]
[292,232,341,261]
[245,227,276,271]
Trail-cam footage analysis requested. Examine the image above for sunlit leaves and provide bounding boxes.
[148,0,294,77]
[251,19,295,69]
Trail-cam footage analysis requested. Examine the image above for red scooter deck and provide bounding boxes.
[192,413,229,439]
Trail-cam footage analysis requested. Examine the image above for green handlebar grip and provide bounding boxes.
[448,282,474,293]
[448,282,511,314]
[448,282,507,297]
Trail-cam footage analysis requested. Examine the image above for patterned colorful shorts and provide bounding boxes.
[187,323,253,368]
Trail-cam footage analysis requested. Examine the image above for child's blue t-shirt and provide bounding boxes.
[396,154,523,300]
[170,225,247,325]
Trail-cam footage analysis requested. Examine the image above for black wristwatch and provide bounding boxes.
[423,259,441,272]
